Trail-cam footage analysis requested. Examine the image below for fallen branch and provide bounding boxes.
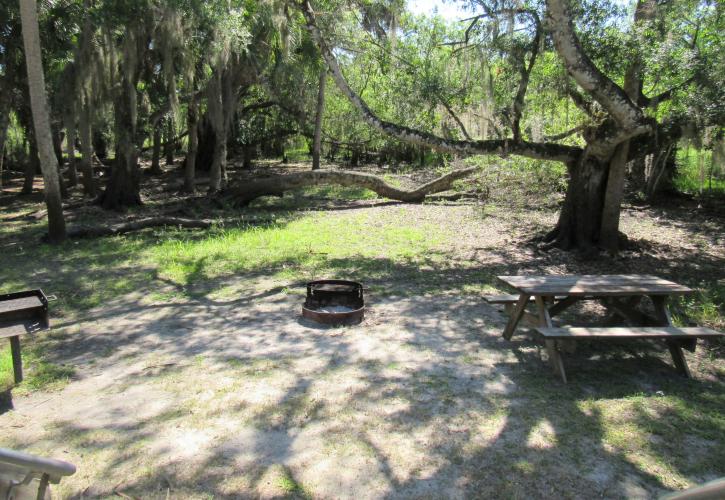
[68,217,212,239]
[224,167,478,206]
[425,190,483,201]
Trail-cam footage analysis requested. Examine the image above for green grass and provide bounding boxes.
[151,209,446,289]
[0,207,450,313]
[672,284,725,331]
[0,207,453,391]
[274,466,312,498]
[0,347,13,389]
[1,341,75,394]
[673,148,725,195]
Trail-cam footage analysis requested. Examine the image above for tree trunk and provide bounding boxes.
[51,122,64,169]
[64,105,79,187]
[19,0,66,242]
[598,0,655,253]
[68,217,211,239]
[544,157,608,253]
[50,122,68,198]
[242,145,253,169]
[645,143,676,199]
[0,106,9,190]
[150,125,162,175]
[77,96,95,196]
[183,96,199,192]
[193,116,214,172]
[0,66,13,190]
[99,79,141,209]
[23,128,40,194]
[164,117,174,166]
[207,70,225,193]
[312,69,326,170]
[600,141,630,252]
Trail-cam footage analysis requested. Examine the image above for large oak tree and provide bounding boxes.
[297,0,717,253]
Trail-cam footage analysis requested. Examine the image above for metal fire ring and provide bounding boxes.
[302,280,365,325]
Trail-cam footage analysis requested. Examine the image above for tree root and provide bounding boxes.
[223,167,478,206]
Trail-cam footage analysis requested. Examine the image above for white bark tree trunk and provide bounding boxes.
[19,0,66,242]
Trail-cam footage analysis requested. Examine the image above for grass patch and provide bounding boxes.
[671,283,725,331]
[0,342,75,394]
[0,206,458,391]
[0,347,14,390]
[151,209,447,288]
[273,465,312,498]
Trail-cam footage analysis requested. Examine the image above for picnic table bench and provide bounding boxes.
[490,275,723,382]
[0,447,76,499]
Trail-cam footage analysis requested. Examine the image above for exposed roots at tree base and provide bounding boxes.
[539,225,631,257]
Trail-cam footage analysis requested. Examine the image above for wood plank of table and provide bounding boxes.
[537,326,722,339]
[497,275,692,296]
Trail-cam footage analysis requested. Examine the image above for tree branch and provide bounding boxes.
[638,76,694,108]
[224,167,478,206]
[546,0,648,132]
[567,87,597,117]
[544,124,587,141]
[511,10,542,141]
[437,97,472,140]
[299,0,581,163]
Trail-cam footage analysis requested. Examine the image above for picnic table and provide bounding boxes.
[494,274,723,382]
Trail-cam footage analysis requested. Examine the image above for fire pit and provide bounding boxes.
[302,280,364,325]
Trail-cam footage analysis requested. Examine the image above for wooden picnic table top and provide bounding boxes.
[497,274,693,297]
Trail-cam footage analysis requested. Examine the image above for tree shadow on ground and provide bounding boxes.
[2,250,723,498]
[2,194,723,497]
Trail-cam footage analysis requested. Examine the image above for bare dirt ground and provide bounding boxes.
[1,164,724,499]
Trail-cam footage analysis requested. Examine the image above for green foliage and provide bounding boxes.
[672,283,725,332]
[673,146,725,195]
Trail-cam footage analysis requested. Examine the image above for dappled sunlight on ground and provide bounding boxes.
[1,284,723,498]
[1,190,723,498]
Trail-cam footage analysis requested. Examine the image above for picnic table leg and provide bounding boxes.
[502,294,530,340]
[535,296,568,382]
[10,335,23,384]
[651,295,694,377]
[547,296,579,319]
[666,340,692,378]
[544,340,567,383]
[534,296,553,328]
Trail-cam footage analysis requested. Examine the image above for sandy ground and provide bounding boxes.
[1,201,724,499]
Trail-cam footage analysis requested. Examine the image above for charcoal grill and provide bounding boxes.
[302,280,364,325]
[0,289,50,384]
